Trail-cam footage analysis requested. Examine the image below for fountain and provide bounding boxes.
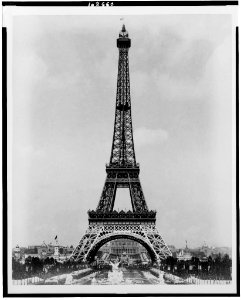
[65,274,73,285]
[107,260,124,284]
[91,277,97,285]
[158,270,165,284]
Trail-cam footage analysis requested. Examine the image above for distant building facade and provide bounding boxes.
[13,242,74,262]
[176,242,192,261]
[13,245,21,260]
[176,249,192,261]
[98,238,150,263]
[109,239,146,256]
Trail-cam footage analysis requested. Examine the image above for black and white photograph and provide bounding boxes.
[3,1,238,296]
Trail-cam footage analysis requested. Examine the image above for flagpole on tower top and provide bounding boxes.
[120,17,124,25]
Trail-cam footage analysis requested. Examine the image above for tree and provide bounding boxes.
[221,254,232,279]
[12,257,25,279]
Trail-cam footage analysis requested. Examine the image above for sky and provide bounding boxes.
[11,14,234,249]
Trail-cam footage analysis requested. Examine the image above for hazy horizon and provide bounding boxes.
[14,240,232,249]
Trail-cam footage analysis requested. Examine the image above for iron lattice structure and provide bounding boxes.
[71,25,172,264]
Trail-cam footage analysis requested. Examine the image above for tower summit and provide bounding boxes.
[71,26,171,264]
[117,24,131,48]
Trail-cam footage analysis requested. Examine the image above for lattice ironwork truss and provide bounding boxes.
[96,168,148,213]
[71,224,171,264]
[71,25,171,264]
[96,25,149,213]
[110,47,135,167]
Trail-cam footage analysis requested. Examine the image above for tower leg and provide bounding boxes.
[96,181,116,212]
[129,181,148,212]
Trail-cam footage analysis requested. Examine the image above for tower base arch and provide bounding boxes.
[71,223,172,265]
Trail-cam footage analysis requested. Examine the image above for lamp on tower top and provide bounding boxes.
[119,24,128,37]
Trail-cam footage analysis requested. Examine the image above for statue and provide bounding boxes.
[110,260,120,271]
[107,260,124,284]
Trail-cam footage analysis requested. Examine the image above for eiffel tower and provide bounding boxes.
[71,25,172,264]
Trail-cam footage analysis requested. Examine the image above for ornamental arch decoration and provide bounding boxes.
[85,232,158,263]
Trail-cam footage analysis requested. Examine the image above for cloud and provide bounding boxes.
[134,127,168,147]
[11,14,233,248]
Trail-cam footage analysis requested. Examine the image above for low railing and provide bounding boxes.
[88,210,156,219]
[12,268,95,285]
[12,277,44,285]
[163,272,232,285]
[185,276,231,285]
[105,163,140,168]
